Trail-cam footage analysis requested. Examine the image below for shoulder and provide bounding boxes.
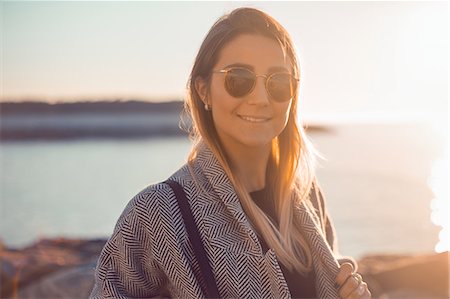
[111,183,171,235]
[309,181,326,214]
[292,179,329,233]
[293,180,326,214]
[117,164,194,228]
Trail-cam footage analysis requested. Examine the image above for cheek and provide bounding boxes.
[209,86,236,127]
[210,81,239,113]
[209,80,226,106]
[278,102,292,124]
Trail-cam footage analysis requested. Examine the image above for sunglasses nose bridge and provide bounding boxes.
[249,74,271,104]
[253,74,270,89]
[254,74,269,83]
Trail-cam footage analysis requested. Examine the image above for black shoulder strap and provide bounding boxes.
[165,179,220,299]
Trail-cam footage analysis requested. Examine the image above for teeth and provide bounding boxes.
[239,115,269,122]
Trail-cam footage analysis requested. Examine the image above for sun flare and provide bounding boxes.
[428,120,449,253]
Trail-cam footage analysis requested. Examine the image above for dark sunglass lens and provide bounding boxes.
[225,68,255,97]
[267,73,295,102]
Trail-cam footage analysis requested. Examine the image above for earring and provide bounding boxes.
[204,103,211,111]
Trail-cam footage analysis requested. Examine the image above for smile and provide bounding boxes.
[238,115,271,123]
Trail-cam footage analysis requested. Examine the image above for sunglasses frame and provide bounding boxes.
[212,67,299,102]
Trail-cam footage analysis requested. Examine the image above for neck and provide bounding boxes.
[222,142,271,193]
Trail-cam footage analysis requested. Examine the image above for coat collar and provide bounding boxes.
[194,142,341,297]
[194,142,262,255]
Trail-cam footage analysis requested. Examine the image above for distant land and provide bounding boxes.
[0,100,184,115]
[0,100,329,140]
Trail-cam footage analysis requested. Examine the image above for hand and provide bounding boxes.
[335,262,372,299]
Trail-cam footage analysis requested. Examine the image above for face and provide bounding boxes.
[197,34,294,154]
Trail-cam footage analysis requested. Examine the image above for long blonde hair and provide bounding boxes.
[184,7,318,274]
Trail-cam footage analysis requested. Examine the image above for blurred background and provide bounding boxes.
[1,1,448,263]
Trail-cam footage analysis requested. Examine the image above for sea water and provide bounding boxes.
[0,123,445,258]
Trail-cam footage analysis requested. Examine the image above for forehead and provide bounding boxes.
[215,34,292,72]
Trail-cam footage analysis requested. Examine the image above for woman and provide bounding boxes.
[90,7,371,299]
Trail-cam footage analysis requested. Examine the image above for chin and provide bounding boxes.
[239,137,274,149]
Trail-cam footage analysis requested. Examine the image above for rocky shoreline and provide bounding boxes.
[1,238,448,299]
[0,101,332,140]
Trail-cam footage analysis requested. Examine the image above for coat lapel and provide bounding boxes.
[194,143,342,298]
[294,197,341,298]
[195,143,262,255]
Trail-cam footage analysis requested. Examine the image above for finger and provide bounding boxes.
[335,262,354,288]
[339,273,361,298]
[348,282,372,299]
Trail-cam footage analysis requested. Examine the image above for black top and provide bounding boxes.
[250,189,317,299]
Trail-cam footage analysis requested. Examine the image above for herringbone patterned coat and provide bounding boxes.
[90,144,354,298]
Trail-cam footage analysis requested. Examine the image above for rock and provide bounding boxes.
[1,237,448,299]
[0,238,105,298]
[18,263,97,299]
[358,252,449,299]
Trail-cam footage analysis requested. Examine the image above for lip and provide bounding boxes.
[238,114,271,123]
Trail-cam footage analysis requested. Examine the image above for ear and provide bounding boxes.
[195,77,208,105]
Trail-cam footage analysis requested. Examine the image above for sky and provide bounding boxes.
[1,1,448,123]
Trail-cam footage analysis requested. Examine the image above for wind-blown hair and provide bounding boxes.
[184,7,318,273]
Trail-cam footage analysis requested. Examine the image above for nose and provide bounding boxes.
[247,75,270,105]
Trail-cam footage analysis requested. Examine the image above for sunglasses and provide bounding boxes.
[212,67,298,102]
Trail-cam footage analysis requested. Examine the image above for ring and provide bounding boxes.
[355,282,366,295]
[341,272,364,298]
[351,272,363,285]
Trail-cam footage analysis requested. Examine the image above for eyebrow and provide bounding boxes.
[223,63,254,70]
[223,63,289,73]
[269,66,289,73]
